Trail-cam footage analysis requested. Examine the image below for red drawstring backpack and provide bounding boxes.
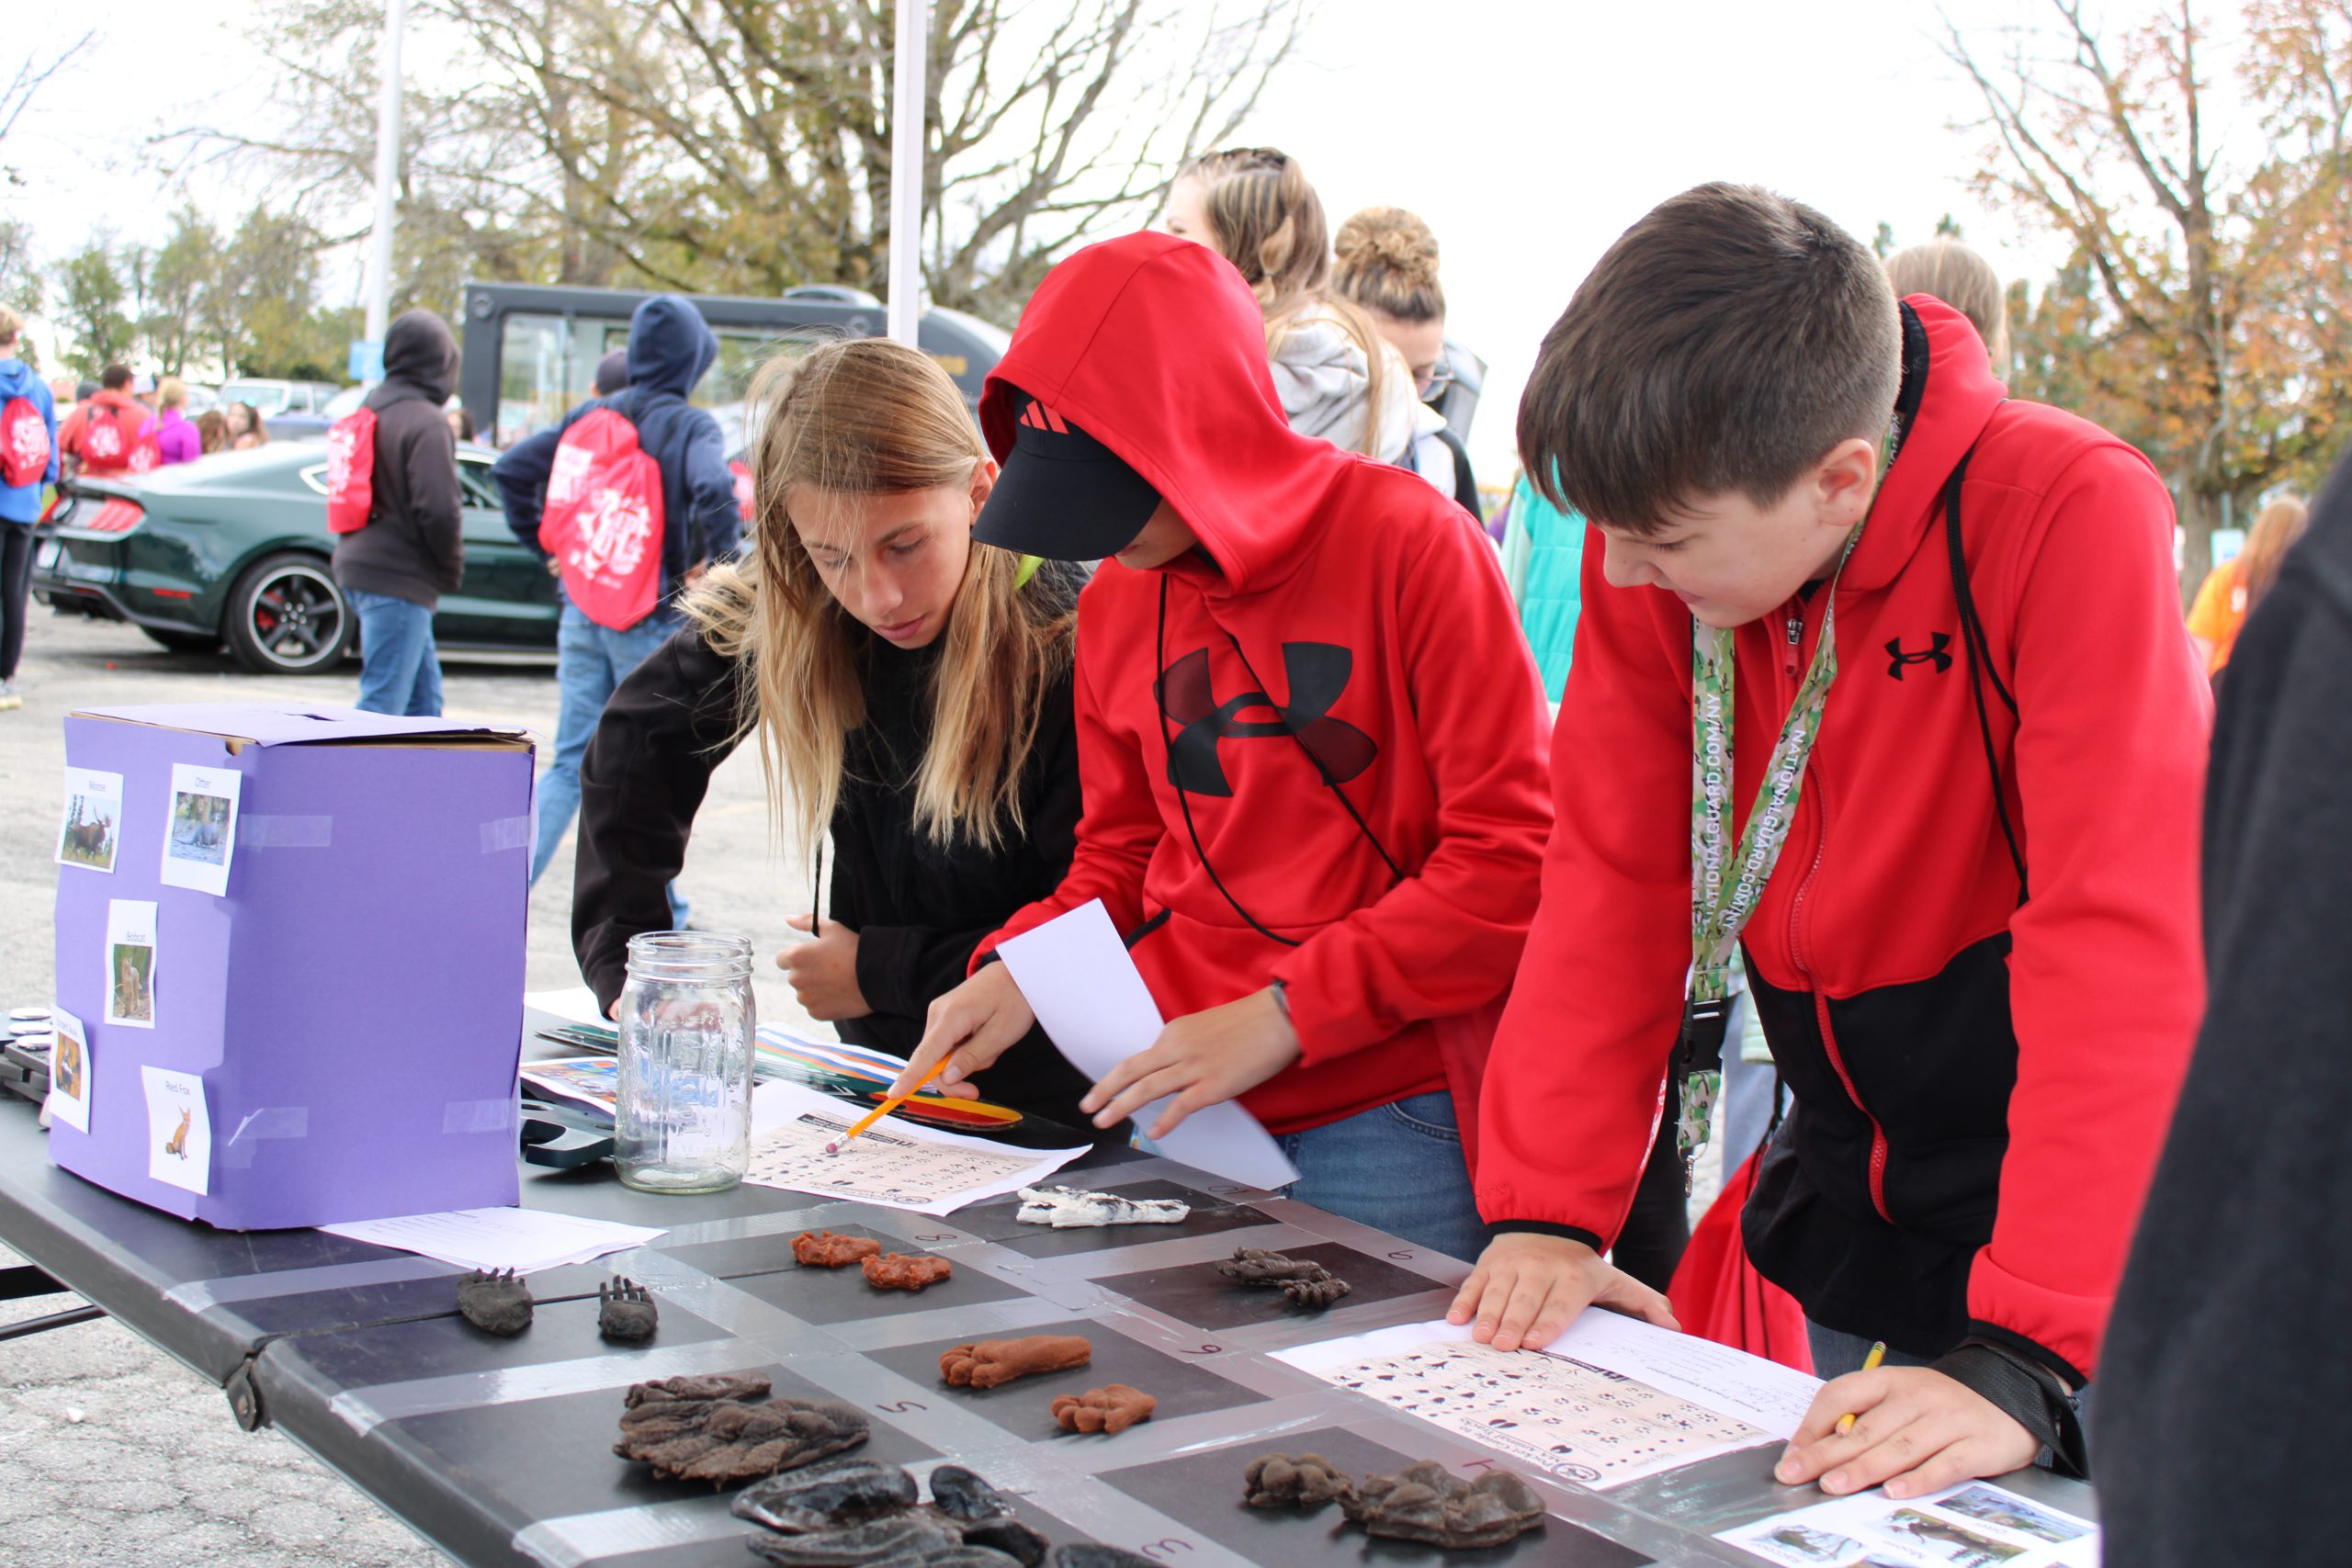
[728,457,754,524]
[1,394,50,487]
[77,402,135,472]
[1667,1149,1815,1374]
[325,409,378,533]
[538,406,665,630]
[127,417,164,475]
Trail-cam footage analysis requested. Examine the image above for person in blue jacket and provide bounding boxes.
[1498,469,1584,703]
[0,307,60,713]
[492,295,743,917]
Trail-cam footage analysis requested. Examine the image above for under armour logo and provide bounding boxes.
[1155,642,1377,797]
[1016,400,1073,434]
[1885,634,1953,679]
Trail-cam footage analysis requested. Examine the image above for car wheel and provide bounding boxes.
[141,626,221,657]
[224,553,353,674]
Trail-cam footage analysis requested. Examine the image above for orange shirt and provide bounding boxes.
[2186,562,2247,674]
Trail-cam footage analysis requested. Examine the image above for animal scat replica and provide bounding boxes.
[613,1378,869,1483]
[792,1229,883,1268]
[1215,1247,1353,1309]
[455,1268,533,1335]
[1337,1461,1547,1549]
[731,1458,920,1531]
[939,1336,1093,1389]
[863,1251,954,1291]
[1013,1185,1191,1228]
[596,1277,658,1342]
[1240,1451,1352,1509]
[1049,1384,1157,1436]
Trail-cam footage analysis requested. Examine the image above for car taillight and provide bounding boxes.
[79,499,144,535]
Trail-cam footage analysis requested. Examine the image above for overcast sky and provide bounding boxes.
[11,0,2189,481]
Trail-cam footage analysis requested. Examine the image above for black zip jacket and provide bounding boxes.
[333,310,465,609]
[571,565,1092,1122]
[2094,452,2352,1562]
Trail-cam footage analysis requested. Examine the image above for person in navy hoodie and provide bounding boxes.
[0,307,60,712]
[492,295,742,919]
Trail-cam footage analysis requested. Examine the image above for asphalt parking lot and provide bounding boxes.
[0,612,823,1568]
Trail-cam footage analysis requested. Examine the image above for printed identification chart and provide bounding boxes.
[1717,1479,2098,1567]
[744,1081,1084,1216]
[1276,1318,1778,1488]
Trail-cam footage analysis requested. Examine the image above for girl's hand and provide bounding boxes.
[890,962,1036,1100]
[1080,987,1300,1138]
[777,914,870,1021]
[1776,1366,2041,1498]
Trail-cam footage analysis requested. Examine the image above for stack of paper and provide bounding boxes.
[319,1207,667,1273]
[744,1080,1086,1216]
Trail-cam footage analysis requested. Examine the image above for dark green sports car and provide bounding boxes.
[33,443,559,674]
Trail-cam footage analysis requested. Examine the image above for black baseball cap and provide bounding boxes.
[973,390,1160,560]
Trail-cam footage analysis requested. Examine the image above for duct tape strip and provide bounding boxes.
[480,815,531,854]
[218,1105,310,1170]
[239,814,333,850]
[162,1254,457,1314]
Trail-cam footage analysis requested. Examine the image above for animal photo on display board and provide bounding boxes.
[56,767,123,872]
[168,788,232,865]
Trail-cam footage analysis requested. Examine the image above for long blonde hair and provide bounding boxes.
[1884,240,2010,370]
[684,338,1072,856]
[1181,146,1395,454]
[2234,496,2311,616]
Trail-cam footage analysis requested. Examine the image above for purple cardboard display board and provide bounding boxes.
[50,704,535,1230]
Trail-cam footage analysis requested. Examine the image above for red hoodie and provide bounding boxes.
[1477,297,2209,1382]
[973,232,1554,1136]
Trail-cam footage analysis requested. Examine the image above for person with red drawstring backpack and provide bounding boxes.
[0,306,58,712]
[492,294,741,920]
[58,363,143,479]
[331,309,467,716]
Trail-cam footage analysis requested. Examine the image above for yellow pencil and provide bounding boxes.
[823,1055,954,1155]
[1835,1340,1888,1436]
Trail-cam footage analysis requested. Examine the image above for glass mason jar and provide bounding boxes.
[615,931,756,1194]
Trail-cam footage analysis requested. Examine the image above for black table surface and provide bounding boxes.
[0,1011,2097,1568]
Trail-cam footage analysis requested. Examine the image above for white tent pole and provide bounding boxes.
[886,0,929,346]
[361,0,408,372]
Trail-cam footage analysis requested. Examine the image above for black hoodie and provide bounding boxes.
[2094,450,2352,1562]
[333,310,464,609]
[570,562,1094,1122]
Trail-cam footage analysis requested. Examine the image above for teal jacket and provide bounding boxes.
[1499,474,1585,701]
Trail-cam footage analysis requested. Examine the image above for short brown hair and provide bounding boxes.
[1518,183,1900,533]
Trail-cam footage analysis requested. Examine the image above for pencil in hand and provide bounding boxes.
[823,1055,955,1156]
[1834,1340,1888,1436]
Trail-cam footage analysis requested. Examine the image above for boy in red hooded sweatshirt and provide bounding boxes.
[890,231,1552,1261]
[1452,186,2207,1495]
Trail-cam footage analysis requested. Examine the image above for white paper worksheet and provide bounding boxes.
[996,899,1298,1191]
[743,1080,1086,1216]
[319,1208,668,1273]
[1273,1315,1802,1489]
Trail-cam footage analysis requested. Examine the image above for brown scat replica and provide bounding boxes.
[1337,1461,1546,1549]
[597,1277,658,1342]
[1241,1452,1353,1510]
[614,1384,870,1484]
[939,1336,1093,1390]
[455,1268,533,1336]
[1049,1384,1157,1436]
[626,1371,771,1407]
[730,1457,920,1531]
[792,1230,884,1268]
[1216,1247,1352,1310]
[863,1251,954,1292]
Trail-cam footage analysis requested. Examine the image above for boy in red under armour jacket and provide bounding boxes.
[891,231,1553,1261]
[1451,186,2206,1491]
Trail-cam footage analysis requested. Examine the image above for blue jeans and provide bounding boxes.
[349,590,443,716]
[533,602,685,923]
[1276,1090,1485,1262]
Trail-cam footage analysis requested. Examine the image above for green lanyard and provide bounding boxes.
[1674,517,1870,1177]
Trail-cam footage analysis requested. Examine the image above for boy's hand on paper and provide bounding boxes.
[778,914,870,1021]
[891,961,1036,1100]
[1080,987,1299,1138]
[1446,1233,1679,1351]
[1776,1367,2039,1498]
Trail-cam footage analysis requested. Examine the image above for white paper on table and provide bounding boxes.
[141,1066,210,1194]
[1542,1306,1823,1440]
[996,899,1298,1191]
[744,1080,1086,1216]
[46,1005,92,1133]
[319,1207,668,1274]
[56,766,124,874]
[1272,1316,1778,1489]
[525,986,614,1029]
[159,762,242,897]
[1716,1478,2098,1567]
[104,899,159,1030]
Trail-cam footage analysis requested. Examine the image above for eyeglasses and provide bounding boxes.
[1416,364,1455,400]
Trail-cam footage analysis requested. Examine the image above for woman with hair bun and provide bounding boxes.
[1333,206,1479,512]
[1161,149,1435,483]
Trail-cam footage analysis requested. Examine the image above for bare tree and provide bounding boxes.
[1,29,95,186]
[1943,0,2352,599]
[180,0,1311,321]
